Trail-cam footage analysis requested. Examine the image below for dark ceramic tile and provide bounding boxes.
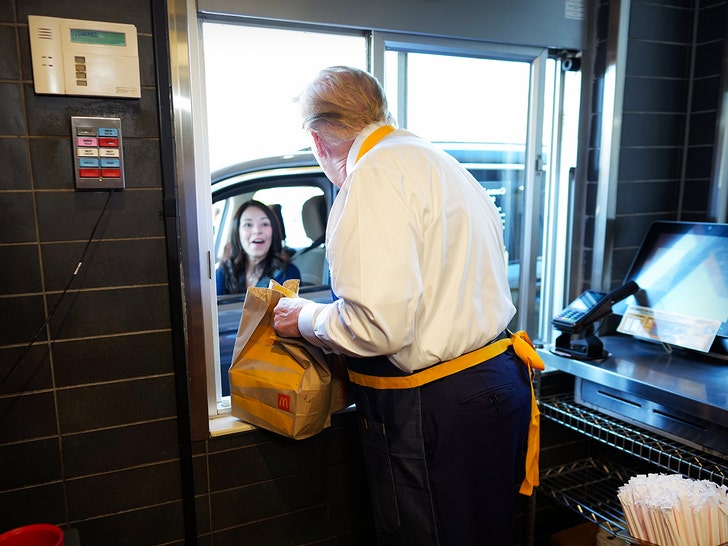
[328,496,375,538]
[56,375,177,433]
[685,144,715,178]
[138,34,156,88]
[65,461,182,520]
[46,285,170,340]
[0,192,36,243]
[0,83,26,135]
[122,137,162,188]
[72,502,186,546]
[693,41,724,79]
[0,344,52,395]
[0,294,46,346]
[17,25,31,81]
[24,84,159,138]
[41,238,168,291]
[630,3,693,43]
[621,112,685,147]
[52,331,173,386]
[29,137,75,190]
[698,2,728,42]
[0,243,42,295]
[0,483,66,531]
[616,180,680,214]
[192,455,209,495]
[35,189,165,242]
[0,391,57,443]
[623,76,688,113]
[0,438,62,489]
[195,492,211,535]
[326,461,368,501]
[208,434,325,491]
[680,178,710,211]
[689,111,717,146]
[626,41,690,78]
[210,470,327,530]
[324,422,362,466]
[614,214,673,248]
[691,75,720,112]
[618,147,682,181]
[211,505,327,546]
[0,137,31,189]
[62,419,179,477]
[0,2,14,22]
[0,24,19,80]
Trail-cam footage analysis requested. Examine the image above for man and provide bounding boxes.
[273,66,539,546]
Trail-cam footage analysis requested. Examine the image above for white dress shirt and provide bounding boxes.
[298,122,516,372]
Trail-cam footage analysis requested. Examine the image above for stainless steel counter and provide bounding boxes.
[539,334,728,456]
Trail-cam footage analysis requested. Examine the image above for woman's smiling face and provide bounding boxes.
[239,206,273,261]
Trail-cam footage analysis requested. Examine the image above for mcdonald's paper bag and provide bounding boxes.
[229,279,351,440]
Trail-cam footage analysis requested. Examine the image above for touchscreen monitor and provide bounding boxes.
[612,221,728,358]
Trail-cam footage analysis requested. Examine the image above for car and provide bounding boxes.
[212,144,530,396]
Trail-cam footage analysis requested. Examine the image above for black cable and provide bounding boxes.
[1,190,114,387]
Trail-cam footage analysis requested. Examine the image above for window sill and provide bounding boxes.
[208,404,358,437]
[208,412,255,437]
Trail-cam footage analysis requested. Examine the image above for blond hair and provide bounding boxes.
[300,66,394,142]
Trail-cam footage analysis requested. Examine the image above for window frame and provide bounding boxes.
[172,2,579,439]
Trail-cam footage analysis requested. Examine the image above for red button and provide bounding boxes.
[98,138,119,147]
[101,168,121,178]
[79,168,100,178]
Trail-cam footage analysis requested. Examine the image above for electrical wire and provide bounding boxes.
[1,190,114,387]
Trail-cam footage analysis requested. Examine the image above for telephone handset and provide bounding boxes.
[552,290,609,333]
[551,281,639,360]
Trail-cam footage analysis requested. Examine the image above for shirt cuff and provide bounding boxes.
[298,301,327,346]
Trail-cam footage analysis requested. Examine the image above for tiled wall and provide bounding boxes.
[1,0,726,544]
[0,0,184,543]
[0,1,374,544]
[584,0,727,287]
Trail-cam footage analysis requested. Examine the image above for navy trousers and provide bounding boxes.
[347,346,532,546]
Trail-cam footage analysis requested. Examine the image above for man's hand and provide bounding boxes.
[273,297,308,337]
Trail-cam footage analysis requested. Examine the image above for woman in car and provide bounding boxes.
[216,200,301,294]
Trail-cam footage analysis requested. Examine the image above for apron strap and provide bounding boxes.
[355,125,395,163]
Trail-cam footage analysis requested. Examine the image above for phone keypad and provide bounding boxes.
[71,116,125,190]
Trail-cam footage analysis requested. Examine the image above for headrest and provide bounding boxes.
[302,195,326,241]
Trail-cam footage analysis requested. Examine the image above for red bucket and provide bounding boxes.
[0,524,64,546]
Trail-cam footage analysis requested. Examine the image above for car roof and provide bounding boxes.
[211,142,527,185]
[211,151,319,185]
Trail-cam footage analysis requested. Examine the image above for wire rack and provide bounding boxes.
[540,394,728,485]
[539,457,632,532]
[538,394,728,535]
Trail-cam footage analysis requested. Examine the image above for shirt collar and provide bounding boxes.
[346,121,391,173]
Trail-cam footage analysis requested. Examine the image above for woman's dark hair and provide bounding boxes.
[223,200,287,293]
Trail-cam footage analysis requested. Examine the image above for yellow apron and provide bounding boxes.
[350,124,543,495]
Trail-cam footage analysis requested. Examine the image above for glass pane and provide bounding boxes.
[384,51,531,320]
[202,24,367,171]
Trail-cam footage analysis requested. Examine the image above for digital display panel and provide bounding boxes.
[70,28,126,47]
[613,221,728,346]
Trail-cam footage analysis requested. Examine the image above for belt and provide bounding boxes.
[346,329,545,497]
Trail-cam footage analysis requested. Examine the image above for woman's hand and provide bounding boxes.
[273,297,308,337]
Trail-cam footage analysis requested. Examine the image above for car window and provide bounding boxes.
[213,184,329,289]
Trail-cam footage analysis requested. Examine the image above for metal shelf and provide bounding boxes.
[539,394,728,537]
[539,457,631,533]
[540,394,728,486]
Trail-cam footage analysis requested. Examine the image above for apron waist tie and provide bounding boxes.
[346,330,544,497]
